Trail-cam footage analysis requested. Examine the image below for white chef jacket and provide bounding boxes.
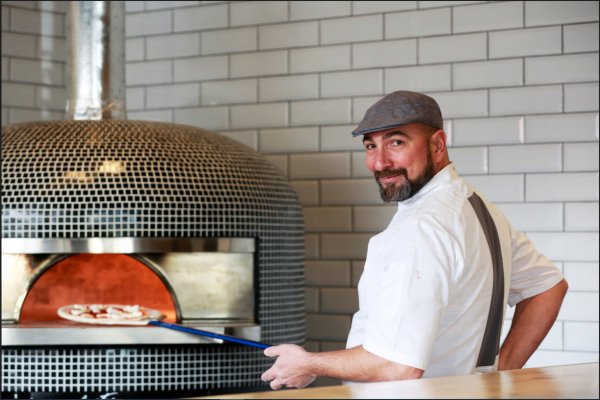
[346,164,563,378]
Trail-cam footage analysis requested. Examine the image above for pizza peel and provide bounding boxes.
[147,320,270,349]
[57,304,270,349]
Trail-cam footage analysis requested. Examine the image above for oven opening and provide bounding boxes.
[19,254,178,324]
[2,238,260,347]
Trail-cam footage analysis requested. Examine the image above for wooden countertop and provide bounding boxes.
[197,362,599,399]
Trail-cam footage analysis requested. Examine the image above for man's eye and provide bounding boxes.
[364,143,375,150]
[390,140,403,146]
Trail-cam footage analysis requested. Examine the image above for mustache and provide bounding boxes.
[374,168,408,182]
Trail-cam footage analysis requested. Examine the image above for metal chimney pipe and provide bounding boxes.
[66,1,126,120]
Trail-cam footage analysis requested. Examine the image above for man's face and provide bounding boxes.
[363,123,436,202]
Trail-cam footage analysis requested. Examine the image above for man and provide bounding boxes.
[261,91,568,389]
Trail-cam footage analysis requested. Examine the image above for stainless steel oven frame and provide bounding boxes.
[1,237,260,346]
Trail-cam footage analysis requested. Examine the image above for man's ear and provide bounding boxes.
[430,129,447,155]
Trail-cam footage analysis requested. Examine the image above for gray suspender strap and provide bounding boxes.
[468,192,505,368]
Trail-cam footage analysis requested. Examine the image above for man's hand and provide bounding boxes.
[261,344,422,389]
[261,344,317,390]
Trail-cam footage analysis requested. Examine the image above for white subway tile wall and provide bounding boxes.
[564,23,600,53]
[351,151,373,177]
[219,129,258,151]
[259,21,318,50]
[304,206,352,232]
[145,32,200,60]
[259,74,319,101]
[488,144,562,173]
[420,32,487,63]
[290,180,319,206]
[174,4,228,32]
[1,0,598,380]
[490,85,563,116]
[201,79,257,105]
[385,8,451,39]
[448,146,488,174]
[453,1,522,33]
[453,59,523,90]
[354,39,417,69]
[174,105,228,130]
[565,202,600,231]
[260,127,319,154]
[564,82,600,112]
[231,50,287,78]
[386,63,450,92]
[231,1,287,27]
[497,203,563,232]
[305,260,351,286]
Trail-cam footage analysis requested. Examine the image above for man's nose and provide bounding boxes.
[370,148,392,171]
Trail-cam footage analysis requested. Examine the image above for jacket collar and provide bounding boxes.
[397,163,457,209]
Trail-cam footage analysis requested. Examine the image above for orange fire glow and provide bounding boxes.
[19,254,177,323]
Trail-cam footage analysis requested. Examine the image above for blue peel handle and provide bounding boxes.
[149,320,270,350]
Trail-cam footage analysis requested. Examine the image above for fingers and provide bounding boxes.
[269,380,283,390]
[264,345,280,358]
[262,368,283,391]
[261,368,275,383]
[262,344,313,391]
[261,347,279,387]
[267,377,315,390]
[262,365,289,391]
[262,369,316,391]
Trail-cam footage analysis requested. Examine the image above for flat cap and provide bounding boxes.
[352,90,443,137]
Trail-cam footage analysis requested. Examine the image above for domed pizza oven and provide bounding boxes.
[1,2,304,398]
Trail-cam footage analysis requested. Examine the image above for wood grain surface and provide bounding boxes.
[195,362,599,399]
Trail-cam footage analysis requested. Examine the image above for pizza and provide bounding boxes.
[58,304,163,325]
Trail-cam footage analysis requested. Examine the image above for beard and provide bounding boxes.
[375,149,435,202]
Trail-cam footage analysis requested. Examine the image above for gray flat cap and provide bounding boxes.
[352,90,443,137]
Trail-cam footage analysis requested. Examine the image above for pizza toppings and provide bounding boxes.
[58,304,164,325]
[67,304,146,320]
